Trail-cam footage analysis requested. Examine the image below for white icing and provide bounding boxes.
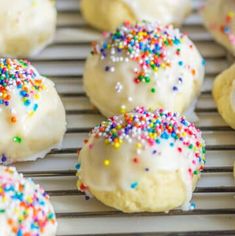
[122,0,192,25]
[184,99,199,123]
[0,61,66,163]
[4,139,63,164]
[84,24,205,117]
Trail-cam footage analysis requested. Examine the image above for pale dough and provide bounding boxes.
[0,0,56,57]
[0,59,66,164]
[84,22,205,117]
[213,63,235,129]
[0,166,57,236]
[201,0,235,56]
[81,0,192,31]
[77,108,206,212]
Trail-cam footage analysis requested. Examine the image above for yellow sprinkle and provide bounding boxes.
[104,159,110,166]
[228,11,235,18]
[28,111,34,117]
[104,139,110,144]
[120,105,126,114]
[114,143,120,148]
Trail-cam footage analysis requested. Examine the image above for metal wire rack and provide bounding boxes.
[14,0,235,235]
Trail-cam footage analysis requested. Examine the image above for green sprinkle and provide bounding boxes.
[0,209,5,213]
[13,136,22,143]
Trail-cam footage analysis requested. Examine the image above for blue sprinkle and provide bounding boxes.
[31,223,39,230]
[156,139,161,144]
[130,182,138,189]
[24,99,30,106]
[33,103,38,111]
[17,229,23,236]
[224,26,230,33]
[161,132,169,139]
[202,59,206,66]
[178,61,184,66]
[75,163,81,170]
[190,202,196,210]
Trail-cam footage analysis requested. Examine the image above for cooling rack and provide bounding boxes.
[14,0,235,235]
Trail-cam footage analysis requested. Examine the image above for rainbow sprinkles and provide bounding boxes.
[91,21,204,93]
[0,166,57,235]
[0,58,45,116]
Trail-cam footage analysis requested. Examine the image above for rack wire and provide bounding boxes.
[14,0,235,235]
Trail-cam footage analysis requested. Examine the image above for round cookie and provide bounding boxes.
[0,166,57,235]
[77,107,206,213]
[201,0,235,56]
[0,0,56,57]
[213,63,235,129]
[84,22,205,117]
[0,58,66,164]
[81,0,192,31]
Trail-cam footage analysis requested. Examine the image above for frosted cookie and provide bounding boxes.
[84,22,205,117]
[0,0,56,57]
[213,63,235,129]
[81,0,192,31]
[0,166,57,235]
[77,107,206,213]
[0,58,66,164]
[201,0,235,56]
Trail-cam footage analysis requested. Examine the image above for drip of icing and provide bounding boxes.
[0,138,63,164]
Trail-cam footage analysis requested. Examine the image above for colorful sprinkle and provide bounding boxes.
[89,107,206,175]
[130,181,138,189]
[0,58,44,117]
[91,21,204,95]
[13,136,22,144]
[0,166,56,235]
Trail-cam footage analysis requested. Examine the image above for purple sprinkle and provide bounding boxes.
[105,66,110,71]
[1,154,7,162]
[173,86,178,91]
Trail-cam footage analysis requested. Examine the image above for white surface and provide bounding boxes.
[12,0,235,235]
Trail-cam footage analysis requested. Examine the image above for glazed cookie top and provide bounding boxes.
[0,58,59,164]
[77,107,206,193]
[91,21,205,98]
[0,58,45,115]
[0,166,57,235]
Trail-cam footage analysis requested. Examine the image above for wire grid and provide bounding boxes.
[14,0,235,235]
